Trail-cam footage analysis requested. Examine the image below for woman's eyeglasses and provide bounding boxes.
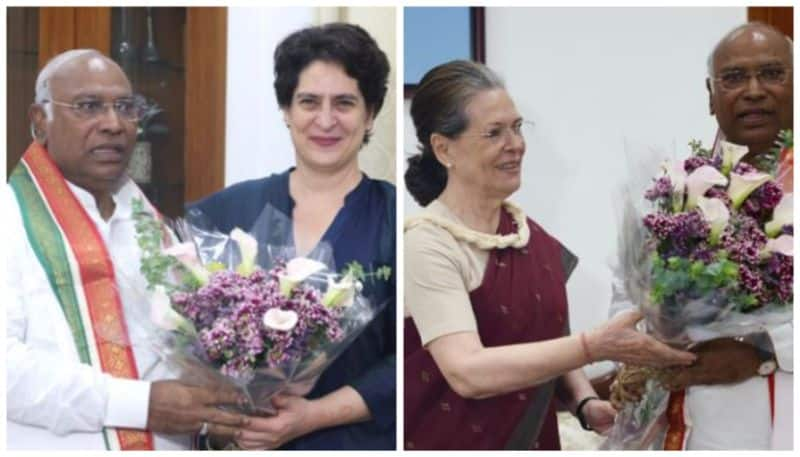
[460,120,535,145]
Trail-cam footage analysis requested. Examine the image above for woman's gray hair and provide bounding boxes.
[34,49,102,119]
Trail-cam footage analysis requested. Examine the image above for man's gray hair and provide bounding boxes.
[34,49,103,119]
[706,22,794,78]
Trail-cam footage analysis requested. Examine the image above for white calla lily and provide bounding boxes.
[696,197,730,245]
[720,141,750,175]
[762,235,793,258]
[322,273,363,308]
[279,257,327,296]
[728,171,772,210]
[164,242,209,284]
[150,286,195,334]
[765,193,793,238]
[662,160,688,212]
[262,308,299,331]
[685,165,728,210]
[231,228,259,276]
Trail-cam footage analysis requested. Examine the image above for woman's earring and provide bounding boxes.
[445,162,453,169]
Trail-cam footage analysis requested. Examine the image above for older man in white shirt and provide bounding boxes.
[607,22,792,451]
[5,49,249,450]
[668,21,794,451]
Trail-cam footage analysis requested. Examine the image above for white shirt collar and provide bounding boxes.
[65,176,138,222]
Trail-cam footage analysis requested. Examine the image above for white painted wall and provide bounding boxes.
[404,7,746,374]
[225,7,314,186]
[344,7,397,184]
[225,7,396,186]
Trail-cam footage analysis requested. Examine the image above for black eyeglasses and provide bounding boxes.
[43,94,149,121]
[714,66,792,91]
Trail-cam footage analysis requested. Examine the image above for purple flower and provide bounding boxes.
[763,253,793,303]
[759,181,783,210]
[683,156,711,174]
[689,241,716,263]
[704,186,733,208]
[644,211,710,257]
[645,176,673,201]
[734,161,758,175]
[169,259,348,380]
[740,181,782,221]
[738,264,764,296]
[718,214,768,270]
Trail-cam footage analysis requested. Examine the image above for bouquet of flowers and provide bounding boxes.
[602,131,793,449]
[127,202,390,414]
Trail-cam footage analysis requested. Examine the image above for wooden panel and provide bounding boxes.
[184,7,227,202]
[7,7,39,174]
[38,7,111,67]
[471,7,486,64]
[75,8,111,54]
[38,7,76,68]
[748,6,793,39]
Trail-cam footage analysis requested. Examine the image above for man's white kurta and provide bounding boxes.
[5,178,191,450]
[684,323,792,450]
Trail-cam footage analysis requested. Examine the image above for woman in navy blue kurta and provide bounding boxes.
[191,169,395,450]
[190,23,394,450]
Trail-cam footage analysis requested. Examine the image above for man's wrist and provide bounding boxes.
[743,333,777,376]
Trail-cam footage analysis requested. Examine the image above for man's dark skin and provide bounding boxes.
[669,23,793,390]
[706,23,793,163]
[29,51,249,440]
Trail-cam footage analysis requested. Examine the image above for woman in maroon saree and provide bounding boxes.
[403,61,696,450]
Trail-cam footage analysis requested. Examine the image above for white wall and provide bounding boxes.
[404,7,746,374]
[343,7,397,184]
[226,7,314,186]
[226,7,396,186]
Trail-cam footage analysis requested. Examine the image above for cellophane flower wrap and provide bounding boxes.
[124,203,390,414]
[602,131,793,449]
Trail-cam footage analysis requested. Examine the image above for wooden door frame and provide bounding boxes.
[185,7,227,203]
[748,6,793,39]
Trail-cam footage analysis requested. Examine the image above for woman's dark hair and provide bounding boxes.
[273,23,390,143]
[405,60,504,206]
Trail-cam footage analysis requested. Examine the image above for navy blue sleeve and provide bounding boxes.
[349,181,396,431]
[349,352,396,431]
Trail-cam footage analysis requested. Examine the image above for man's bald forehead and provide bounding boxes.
[47,52,132,96]
[707,22,792,77]
[51,52,126,81]
[713,23,792,64]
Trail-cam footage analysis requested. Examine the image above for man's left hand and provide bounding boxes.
[662,337,763,391]
[235,395,318,450]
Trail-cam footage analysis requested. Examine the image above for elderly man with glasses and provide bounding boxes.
[5,49,252,450]
[655,22,793,450]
